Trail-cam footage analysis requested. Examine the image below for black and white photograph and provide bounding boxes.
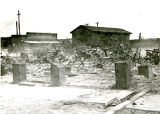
[0,0,160,114]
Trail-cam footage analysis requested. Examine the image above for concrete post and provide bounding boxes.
[12,64,26,83]
[115,61,131,89]
[50,64,65,86]
[1,65,6,76]
[44,71,51,82]
[65,66,71,75]
[138,65,149,78]
[21,53,28,60]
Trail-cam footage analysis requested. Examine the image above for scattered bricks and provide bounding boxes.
[115,61,131,89]
[65,66,71,75]
[50,64,65,86]
[138,65,149,78]
[12,64,26,83]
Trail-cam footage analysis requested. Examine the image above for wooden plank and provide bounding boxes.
[105,89,150,114]
[62,91,135,109]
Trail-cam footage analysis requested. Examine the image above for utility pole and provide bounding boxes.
[96,22,99,27]
[17,10,21,35]
[16,21,18,35]
[135,33,142,58]
[85,23,89,26]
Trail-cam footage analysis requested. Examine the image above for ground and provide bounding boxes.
[127,92,160,111]
[0,61,160,114]
[0,85,134,114]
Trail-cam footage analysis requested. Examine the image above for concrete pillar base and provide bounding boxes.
[115,61,131,89]
[12,64,26,83]
[50,64,65,86]
[138,65,149,78]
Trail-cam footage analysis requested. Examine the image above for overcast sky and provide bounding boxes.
[0,0,160,39]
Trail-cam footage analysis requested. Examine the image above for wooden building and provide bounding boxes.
[1,35,23,50]
[70,25,132,47]
[1,37,12,48]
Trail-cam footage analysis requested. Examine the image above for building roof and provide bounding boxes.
[130,38,160,41]
[26,32,57,36]
[70,25,132,34]
[1,37,11,39]
[23,41,60,44]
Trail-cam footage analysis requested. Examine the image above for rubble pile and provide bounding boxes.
[144,48,160,65]
[26,64,50,82]
[131,64,160,92]
[1,41,160,92]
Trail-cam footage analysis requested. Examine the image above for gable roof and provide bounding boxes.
[71,25,132,34]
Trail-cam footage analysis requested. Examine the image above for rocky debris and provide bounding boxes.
[26,64,50,82]
[130,64,160,93]
[1,61,160,93]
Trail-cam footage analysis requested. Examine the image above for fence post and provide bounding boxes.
[65,66,71,75]
[115,61,131,89]
[21,53,28,60]
[1,65,6,76]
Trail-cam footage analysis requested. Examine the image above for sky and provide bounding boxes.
[0,0,160,39]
